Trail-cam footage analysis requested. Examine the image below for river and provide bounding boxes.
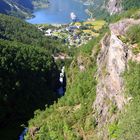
[26,0,89,24]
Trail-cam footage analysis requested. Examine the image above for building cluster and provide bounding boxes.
[37,19,105,47]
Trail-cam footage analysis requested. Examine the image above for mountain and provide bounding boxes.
[0,13,65,139]
[86,0,140,18]
[24,1,140,140]
[0,0,32,18]
[0,0,140,140]
[26,20,140,140]
[0,0,48,18]
[105,0,140,14]
[13,0,33,9]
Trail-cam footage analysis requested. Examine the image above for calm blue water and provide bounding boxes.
[26,0,89,24]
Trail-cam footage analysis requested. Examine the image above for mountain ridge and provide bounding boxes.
[0,0,140,139]
[24,2,140,139]
[0,0,48,18]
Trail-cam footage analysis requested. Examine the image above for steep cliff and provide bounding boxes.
[87,0,140,17]
[93,18,140,139]
[106,0,122,15]
[22,15,140,139]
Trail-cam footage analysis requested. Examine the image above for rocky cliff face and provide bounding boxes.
[106,0,122,15]
[13,0,33,9]
[93,18,140,139]
[86,0,123,16]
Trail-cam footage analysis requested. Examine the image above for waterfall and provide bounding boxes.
[58,66,65,96]
[19,128,28,140]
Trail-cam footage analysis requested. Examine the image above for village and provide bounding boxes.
[37,18,106,47]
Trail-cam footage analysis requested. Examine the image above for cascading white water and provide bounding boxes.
[58,66,65,96]
[19,128,28,140]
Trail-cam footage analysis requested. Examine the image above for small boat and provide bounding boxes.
[70,12,77,21]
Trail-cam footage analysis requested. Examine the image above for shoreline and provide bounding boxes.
[26,0,90,25]
[26,1,50,21]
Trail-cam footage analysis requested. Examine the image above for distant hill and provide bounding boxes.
[0,0,48,18]
[0,0,32,18]
[86,0,140,18]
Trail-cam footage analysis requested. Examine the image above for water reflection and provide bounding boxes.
[26,0,89,24]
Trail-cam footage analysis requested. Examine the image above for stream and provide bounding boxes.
[19,66,66,139]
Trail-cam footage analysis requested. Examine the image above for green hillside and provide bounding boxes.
[122,0,140,10]
[0,0,140,140]
[25,26,108,139]
[0,0,49,18]
[0,14,65,54]
[25,8,140,140]
[86,0,140,19]
[0,14,64,139]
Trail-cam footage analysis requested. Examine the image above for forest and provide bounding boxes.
[25,4,140,140]
[0,0,49,18]
[0,14,64,139]
[0,0,140,139]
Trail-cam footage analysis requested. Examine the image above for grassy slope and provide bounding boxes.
[109,20,140,140]
[0,14,64,140]
[109,62,140,140]
[25,27,108,139]
[25,7,140,140]
[118,62,140,140]
[0,14,66,55]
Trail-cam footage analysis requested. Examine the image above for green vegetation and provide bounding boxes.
[118,24,140,55]
[0,39,59,139]
[10,9,32,19]
[25,26,109,139]
[0,14,65,139]
[86,0,139,21]
[126,24,140,54]
[108,122,118,139]
[110,62,140,140]
[80,26,108,55]
[106,11,140,140]
[37,20,106,48]
[83,20,106,31]
[0,1,140,139]
[107,9,140,23]
[0,0,32,19]
[25,46,97,140]
[0,0,49,18]
[0,14,66,55]
[122,0,140,10]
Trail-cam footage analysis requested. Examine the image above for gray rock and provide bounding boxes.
[93,18,140,139]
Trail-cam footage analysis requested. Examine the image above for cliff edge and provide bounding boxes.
[93,18,140,139]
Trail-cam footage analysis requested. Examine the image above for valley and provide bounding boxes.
[0,0,140,140]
